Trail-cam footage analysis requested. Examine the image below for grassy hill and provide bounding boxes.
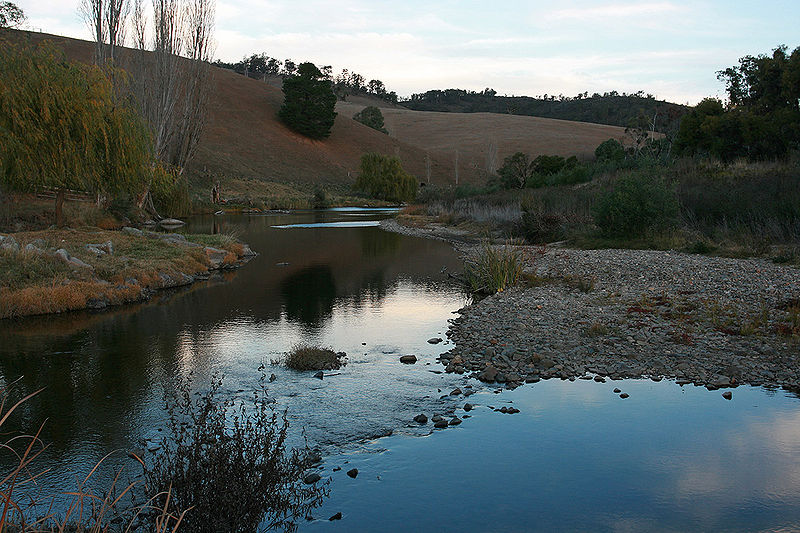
[338,101,629,184]
[2,29,632,201]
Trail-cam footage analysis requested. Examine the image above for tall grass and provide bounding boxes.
[0,383,186,532]
[464,242,523,294]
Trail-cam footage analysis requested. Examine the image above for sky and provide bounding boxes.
[16,0,800,105]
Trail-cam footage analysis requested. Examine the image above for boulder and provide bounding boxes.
[303,473,322,484]
[427,337,443,344]
[0,235,19,252]
[159,218,186,227]
[399,355,417,364]
[121,227,143,237]
[54,248,93,270]
[477,365,499,382]
[413,413,428,424]
[346,468,359,479]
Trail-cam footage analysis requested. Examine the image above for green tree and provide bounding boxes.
[279,62,337,139]
[593,171,679,237]
[595,138,625,162]
[353,153,417,202]
[0,2,25,28]
[353,106,388,134]
[0,42,152,225]
[497,152,534,189]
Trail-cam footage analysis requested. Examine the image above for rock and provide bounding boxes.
[449,388,461,396]
[346,468,359,479]
[539,358,556,369]
[399,355,417,364]
[613,388,621,393]
[121,227,143,237]
[24,243,43,254]
[463,403,473,412]
[159,218,186,227]
[478,365,499,382]
[507,407,520,414]
[54,248,93,270]
[449,416,462,426]
[434,419,448,429]
[86,240,113,255]
[269,373,277,382]
[427,337,443,344]
[431,415,444,423]
[722,391,733,400]
[329,512,342,521]
[313,371,324,380]
[0,235,20,252]
[413,414,428,424]
[594,376,606,383]
[303,473,321,484]
[241,244,257,257]
[619,393,629,399]
[204,246,228,269]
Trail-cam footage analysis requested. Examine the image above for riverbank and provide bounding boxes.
[0,227,256,319]
[381,218,800,392]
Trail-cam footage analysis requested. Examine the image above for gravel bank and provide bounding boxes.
[383,219,800,392]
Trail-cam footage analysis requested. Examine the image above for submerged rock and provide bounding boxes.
[428,337,443,344]
[346,468,359,479]
[413,414,428,424]
[303,472,322,484]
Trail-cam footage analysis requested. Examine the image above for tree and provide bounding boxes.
[353,106,388,134]
[497,152,535,189]
[279,62,337,139]
[79,0,129,65]
[353,153,417,202]
[595,138,625,163]
[0,43,152,225]
[0,1,25,28]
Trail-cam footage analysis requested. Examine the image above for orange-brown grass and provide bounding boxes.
[0,228,249,319]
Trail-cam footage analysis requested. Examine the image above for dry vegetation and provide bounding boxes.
[0,228,246,319]
[283,345,346,371]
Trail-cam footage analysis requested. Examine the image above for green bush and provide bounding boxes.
[353,153,417,202]
[312,185,330,208]
[595,138,625,163]
[593,171,679,237]
[353,106,388,134]
[150,165,190,217]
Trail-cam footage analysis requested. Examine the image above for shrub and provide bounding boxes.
[593,170,679,237]
[285,345,346,371]
[353,153,417,202]
[595,138,625,163]
[150,164,190,217]
[312,186,330,208]
[143,374,327,533]
[464,242,523,294]
[353,106,388,134]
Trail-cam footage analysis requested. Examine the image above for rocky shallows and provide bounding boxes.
[440,247,800,392]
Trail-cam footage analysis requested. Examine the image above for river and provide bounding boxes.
[1,208,799,531]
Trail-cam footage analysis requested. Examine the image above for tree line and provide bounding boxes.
[214,53,399,104]
[403,88,687,134]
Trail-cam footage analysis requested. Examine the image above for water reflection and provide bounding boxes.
[281,265,337,326]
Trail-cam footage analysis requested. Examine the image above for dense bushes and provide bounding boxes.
[595,138,625,162]
[353,106,388,134]
[353,153,417,202]
[592,170,679,237]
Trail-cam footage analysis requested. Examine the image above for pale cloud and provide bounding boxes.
[548,2,683,20]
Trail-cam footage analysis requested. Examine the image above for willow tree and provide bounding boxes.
[0,42,152,225]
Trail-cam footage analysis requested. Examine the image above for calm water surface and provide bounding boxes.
[1,208,799,531]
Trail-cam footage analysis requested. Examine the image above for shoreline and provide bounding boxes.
[0,226,257,320]
[381,218,800,393]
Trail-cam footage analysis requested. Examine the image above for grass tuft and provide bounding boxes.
[284,345,346,371]
[464,242,523,294]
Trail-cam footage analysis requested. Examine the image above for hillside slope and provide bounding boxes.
[337,102,629,181]
[3,29,630,192]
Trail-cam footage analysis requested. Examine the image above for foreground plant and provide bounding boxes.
[284,345,346,371]
[464,242,523,294]
[142,374,327,533]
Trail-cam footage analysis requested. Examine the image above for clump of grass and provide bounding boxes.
[564,274,596,293]
[584,321,609,337]
[464,242,523,294]
[285,344,346,371]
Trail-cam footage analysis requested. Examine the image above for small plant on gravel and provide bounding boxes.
[584,321,609,337]
[564,274,596,293]
[463,242,523,294]
[285,344,346,371]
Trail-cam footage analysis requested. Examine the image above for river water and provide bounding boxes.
[1,208,800,531]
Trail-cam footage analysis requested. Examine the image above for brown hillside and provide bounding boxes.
[0,29,456,190]
[3,29,628,192]
[337,102,629,182]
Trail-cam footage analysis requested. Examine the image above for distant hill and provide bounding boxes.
[1,29,641,195]
[403,89,688,133]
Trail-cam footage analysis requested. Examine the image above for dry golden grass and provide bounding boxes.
[0,228,248,319]
[337,102,628,185]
